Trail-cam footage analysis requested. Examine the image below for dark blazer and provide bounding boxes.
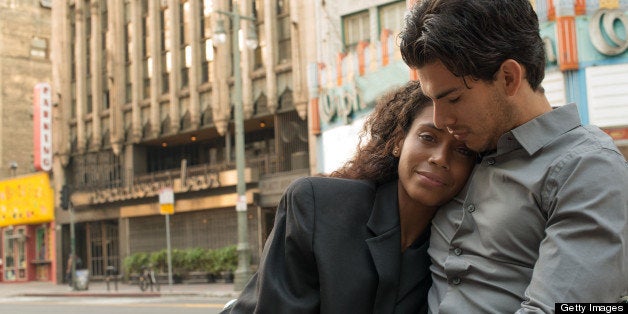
[222,177,431,314]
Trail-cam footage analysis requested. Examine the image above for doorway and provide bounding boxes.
[87,220,119,279]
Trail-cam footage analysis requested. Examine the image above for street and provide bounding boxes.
[0,296,232,314]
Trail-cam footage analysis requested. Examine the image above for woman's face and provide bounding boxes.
[397,106,476,208]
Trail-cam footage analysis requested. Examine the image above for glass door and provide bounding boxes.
[3,227,27,281]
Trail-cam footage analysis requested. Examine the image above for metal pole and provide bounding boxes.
[69,202,76,290]
[166,213,173,289]
[231,5,252,291]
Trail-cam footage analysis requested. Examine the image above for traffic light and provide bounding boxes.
[60,184,70,210]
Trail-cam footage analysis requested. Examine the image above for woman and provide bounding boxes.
[222,81,476,313]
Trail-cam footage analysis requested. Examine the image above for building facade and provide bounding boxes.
[51,0,316,282]
[0,0,53,283]
[310,0,628,174]
[533,0,628,158]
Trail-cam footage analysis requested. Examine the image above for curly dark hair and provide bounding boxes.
[399,0,545,90]
[331,80,430,184]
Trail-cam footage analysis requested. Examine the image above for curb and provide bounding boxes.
[15,291,241,298]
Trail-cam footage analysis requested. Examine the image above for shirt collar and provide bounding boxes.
[505,103,582,156]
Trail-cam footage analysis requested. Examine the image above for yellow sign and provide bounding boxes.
[0,172,54,227]
[160,203,174,215]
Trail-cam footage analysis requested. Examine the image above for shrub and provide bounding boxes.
[122,252,149,279]
[214,245,238,273]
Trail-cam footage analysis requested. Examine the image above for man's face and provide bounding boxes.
[416,61,516,153]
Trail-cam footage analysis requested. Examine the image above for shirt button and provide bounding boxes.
[467,204,476,213]
[454,248,462,255]
[487,158,496,165]
[452,277,461,285]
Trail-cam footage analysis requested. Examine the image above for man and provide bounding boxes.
[399,0,628,313]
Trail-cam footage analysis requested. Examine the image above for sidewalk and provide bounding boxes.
[0,280,240,298]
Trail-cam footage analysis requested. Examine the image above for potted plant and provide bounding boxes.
[214,245,237,283]
[184,247,211,283]
[122,252,149,284]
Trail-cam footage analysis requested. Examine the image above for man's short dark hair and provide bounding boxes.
[399,0,546,90]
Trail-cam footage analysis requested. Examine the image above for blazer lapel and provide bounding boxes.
[366,181,401,314]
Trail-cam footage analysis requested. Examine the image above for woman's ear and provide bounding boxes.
[393,139,405,157]
[499,59,523,97]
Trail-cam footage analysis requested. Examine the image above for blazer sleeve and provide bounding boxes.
[222,177,320,314]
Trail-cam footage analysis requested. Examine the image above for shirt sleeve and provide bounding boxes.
[221,177,320,314]
[517,149,628,313]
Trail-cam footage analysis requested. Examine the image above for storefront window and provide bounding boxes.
[36,226,48,261]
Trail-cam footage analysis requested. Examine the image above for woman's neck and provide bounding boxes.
[398,195,437,252]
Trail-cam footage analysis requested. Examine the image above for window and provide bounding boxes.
[30,37,48,59]
[379,1,406,35]
[180,1,190,88]
[124,0,132,103]
[101,0,109,109]
[342,10,370,49]
[200,0,213,83]
[142,0,150,99]
[70,4,77,118]
[277,0,291,63]
[36,226,49,261]
[253,0,264,69]
[161,5,170,94]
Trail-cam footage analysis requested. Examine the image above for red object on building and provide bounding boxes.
[556,16,579,71]
[357,41,369,76]
[575,0,586,15]
[33,83,53,172]
[337,53,346,86]
[381,29,391,67]
[548,0,556,21]
[604,127,628,140]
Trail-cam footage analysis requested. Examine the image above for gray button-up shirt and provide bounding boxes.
[428,104,628,313]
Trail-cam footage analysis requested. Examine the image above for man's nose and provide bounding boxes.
[433,104,454,130]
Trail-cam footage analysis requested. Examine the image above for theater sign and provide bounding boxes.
[33,83,52,172]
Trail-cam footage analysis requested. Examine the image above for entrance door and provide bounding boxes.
[3,227,27,281]
[87,221,119,279]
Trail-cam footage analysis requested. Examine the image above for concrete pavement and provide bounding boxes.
[0,280,240,298]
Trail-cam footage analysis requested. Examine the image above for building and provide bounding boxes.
[50,0,316,282]
[0,0,53,283]
[310,0,628,173]
[533,0,628,159]
[308,0,416,173]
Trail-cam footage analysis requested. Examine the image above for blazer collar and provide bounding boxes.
[365,180,401,314]
[366,180,400,235]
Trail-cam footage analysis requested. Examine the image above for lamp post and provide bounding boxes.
[213,1,258,291]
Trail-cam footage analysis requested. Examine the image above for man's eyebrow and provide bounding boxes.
[433,87,459,100]
[419,122,444,131]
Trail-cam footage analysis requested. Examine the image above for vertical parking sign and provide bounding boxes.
[159,188,174,215]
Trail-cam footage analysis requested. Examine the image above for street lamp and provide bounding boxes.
[213,2,258,291]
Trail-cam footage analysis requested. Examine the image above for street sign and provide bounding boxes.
[159,188,174,215]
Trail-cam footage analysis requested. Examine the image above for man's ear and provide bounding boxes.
[499,59,523,97]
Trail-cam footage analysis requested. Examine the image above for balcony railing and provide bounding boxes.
[70,151,308,205]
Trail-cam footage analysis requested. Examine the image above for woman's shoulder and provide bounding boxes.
[288,176,376,192]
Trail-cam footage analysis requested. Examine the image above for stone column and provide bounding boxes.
[188,0,201,129]
[76,0,87,154]
[290,0,307,119]
[264,0,278,113]
[148,0,161,139]
[211,0,230,135]
[240,0,254,119]
[108,0,125,155]
[90,0,103,151]
[130,0,142,142]
[167,0,181,134]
